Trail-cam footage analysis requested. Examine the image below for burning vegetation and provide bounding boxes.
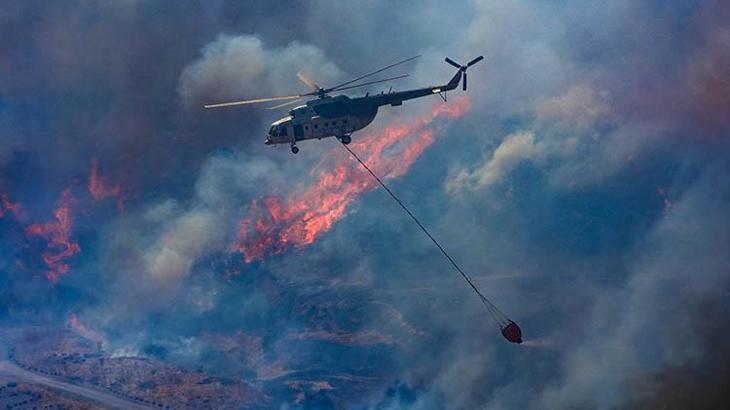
[235,98,471,262]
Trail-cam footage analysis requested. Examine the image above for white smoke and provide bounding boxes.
[178,34,342,108]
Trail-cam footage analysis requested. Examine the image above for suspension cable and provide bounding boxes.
[341,143,510,328]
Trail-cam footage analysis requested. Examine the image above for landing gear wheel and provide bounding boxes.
[291,145,299,154]
[340,135,352,145]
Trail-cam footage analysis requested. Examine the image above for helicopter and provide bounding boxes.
[204,55,483,154]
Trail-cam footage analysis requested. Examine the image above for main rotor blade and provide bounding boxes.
[203,95,301,109]
[326,55,421,92]
[267,98,303,110]
[331,74,409,93]
[467,56,484,66]
[445,57,461,69]
[297,71,320,92]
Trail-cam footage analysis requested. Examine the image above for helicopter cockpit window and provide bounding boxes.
[278,126,288,136]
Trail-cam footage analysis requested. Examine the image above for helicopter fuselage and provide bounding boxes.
[265,95,378,146]
[265,68,463,152]
[204,54,483,153]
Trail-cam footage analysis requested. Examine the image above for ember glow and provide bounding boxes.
[25,189,81,281]
[68,313,105,343]
[0,192,22,219]
[88,159,124,210]
[235,98,471,262]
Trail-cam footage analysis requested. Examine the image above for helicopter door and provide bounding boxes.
[293,124,304,141]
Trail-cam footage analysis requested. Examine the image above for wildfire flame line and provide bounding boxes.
[89,159,124,210]
[235,98,471,262]
[3,159,125,282]
[25,189,81,282]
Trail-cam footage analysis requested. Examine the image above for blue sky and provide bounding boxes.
[1,1,729,408]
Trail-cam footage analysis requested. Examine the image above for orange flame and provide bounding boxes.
[0,192,22,219]
[25,189,81,281]
[235,98,471,262]
[88,159,124,210]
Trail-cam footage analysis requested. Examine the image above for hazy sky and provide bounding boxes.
[1,1,729,408]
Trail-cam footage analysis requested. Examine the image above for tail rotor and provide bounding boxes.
[445,56,484,91]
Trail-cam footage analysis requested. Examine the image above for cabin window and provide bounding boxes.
[305,126,309,130]
[343,119,348,123]
[314,124,318,129]
[324,122,329,127]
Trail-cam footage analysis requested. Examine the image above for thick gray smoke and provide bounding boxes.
[179,34,343,108]
[0,1,729,409]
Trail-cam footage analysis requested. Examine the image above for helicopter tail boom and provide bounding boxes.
[364,55,483,107]
[444,70,463,91]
